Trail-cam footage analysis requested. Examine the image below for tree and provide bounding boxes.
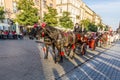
[59,11,73,29]
[88,22,97,32]
[43,7,58,26]
[15,0,39,26]
[80,19,90,31]
[80,19,98,32]
[98,24,105,31]
[0,7,5,22]
[104,25,109,31]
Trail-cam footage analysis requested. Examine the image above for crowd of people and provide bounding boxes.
[0,30,23,39]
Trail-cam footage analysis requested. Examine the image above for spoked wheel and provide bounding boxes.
[81,47,86,55]
[54,54,63,63]
[64,47,69,56]
[54,55,60,63]
[54,49,62,63]
[81,43,87,55]
[75,43,81,55]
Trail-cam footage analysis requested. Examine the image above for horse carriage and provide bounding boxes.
[30,23,90,63]
[29,23,119,63]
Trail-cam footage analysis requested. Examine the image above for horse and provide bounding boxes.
[29,27,40,40]
[36,25,66,63]
[36,25,87,63]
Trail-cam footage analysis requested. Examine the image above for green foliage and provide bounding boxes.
[97,23,106,31]
[15,0,39,26]
[80,19,90,31]
[43,7,58,26]
[104,26,109,31]
[80,19,97,32]
[98,24,104,30]
[88,23,97,32]
[59,11,73,29]
[0,7,5,21]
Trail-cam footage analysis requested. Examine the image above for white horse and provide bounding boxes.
[114,33,120,41]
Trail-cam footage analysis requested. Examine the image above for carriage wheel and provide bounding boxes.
[54,51,60,63]
[54,55,57,63]
[81,47,86,55]
[55,54,61,63]
[93,43,96,50]
[81,43,87,55]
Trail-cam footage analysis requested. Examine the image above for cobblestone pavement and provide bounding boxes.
[58,41,120,80]
[0,40,119,80]
[37,42,107,80]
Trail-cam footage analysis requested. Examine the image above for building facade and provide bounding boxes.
[83,4,94,22]
[0,0,56,22]
[56,0,102,25]
[34,0,56,22]
[94,14,102,25]
[0,0,18,19]
[80,3,102,25]
[56,0,82,25]
[1,0,102,26]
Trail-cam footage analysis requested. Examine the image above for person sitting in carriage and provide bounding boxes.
[74,23,82,42]
[89,35,96,51]
[73,23,80,33]
[82,34,89,45]
[3,30,9,39]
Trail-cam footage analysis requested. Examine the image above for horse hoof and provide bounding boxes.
[55,61,57,64]
[71,56,74,59]
[54,61,57,64]
[44,57,48,59]
[59,60,63,63]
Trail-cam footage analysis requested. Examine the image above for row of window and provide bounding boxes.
[34,0,53,8]
[0,0,17,13]
[0,0,54,13]
[56,0,81,8]
[58,6,80,15]
[0,0,4,7]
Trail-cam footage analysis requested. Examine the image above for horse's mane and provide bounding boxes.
[46,26,59,32]
[44,26,61,40]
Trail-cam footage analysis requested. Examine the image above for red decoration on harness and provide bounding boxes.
[34,23,37,28]
[72,44,75,49]
[42,32,45,37]
[77,34,81,40]
[89,39,95,49]
[41,22,46,28]
[60,51,64,56]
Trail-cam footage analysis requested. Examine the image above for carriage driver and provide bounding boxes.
[73,23,80,33]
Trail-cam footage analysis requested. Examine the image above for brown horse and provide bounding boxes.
[36,25,67,63]
[36,25,87,63]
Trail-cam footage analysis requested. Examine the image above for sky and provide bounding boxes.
[83,0,120,30]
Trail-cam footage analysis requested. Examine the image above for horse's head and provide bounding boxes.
[35,23,47,38]
[36,23,59,41]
